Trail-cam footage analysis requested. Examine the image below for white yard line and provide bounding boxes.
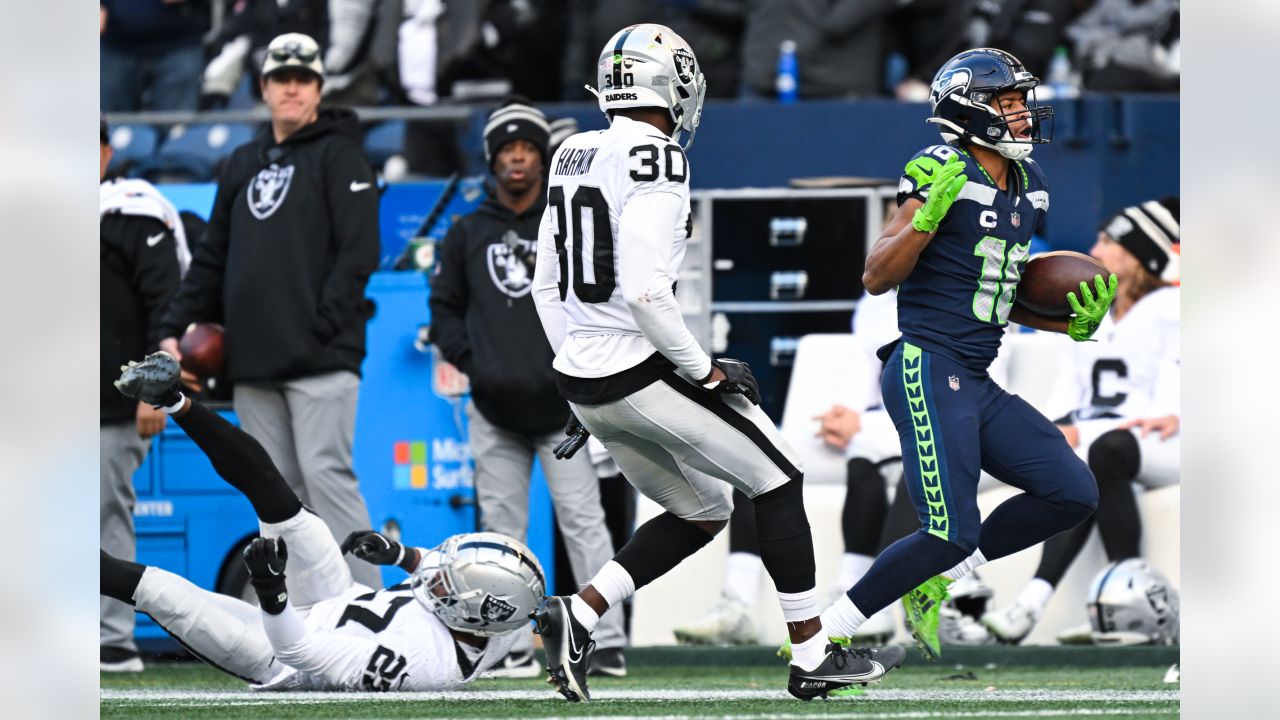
[102,688,1180,706]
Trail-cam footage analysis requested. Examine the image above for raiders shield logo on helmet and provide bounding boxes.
[248,164,295,220]
[480,594,518,623]
[672,47,695,85]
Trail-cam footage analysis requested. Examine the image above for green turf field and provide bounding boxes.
[101,646,1179,719]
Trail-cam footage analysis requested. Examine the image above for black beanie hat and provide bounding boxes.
[483,96,550,170]
[1101,197,1180,283]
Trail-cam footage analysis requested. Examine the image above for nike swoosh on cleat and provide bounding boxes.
[796,661,885,683]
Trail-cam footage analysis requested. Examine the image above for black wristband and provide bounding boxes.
[250,576,289,615]
[698,365,716,385]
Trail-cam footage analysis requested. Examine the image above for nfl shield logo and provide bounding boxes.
[1010,211,1021,228]
[948,375,960,391]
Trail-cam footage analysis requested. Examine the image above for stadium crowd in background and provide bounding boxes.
[101,0,1180,113]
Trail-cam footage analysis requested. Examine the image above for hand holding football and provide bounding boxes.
[1015,251,1110,318]
[178,323,225,379]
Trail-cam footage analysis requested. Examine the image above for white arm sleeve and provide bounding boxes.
[618,192,712,381]
[532,204,568,352]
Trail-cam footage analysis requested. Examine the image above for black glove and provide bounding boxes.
[340,530,405,566]
[243,536,289,614]
[706,358,761,406]
[553,413,590,460]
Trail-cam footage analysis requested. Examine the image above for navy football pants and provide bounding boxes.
[882,339,1097,552]
[843,339,1098,618]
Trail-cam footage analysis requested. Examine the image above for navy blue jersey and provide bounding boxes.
[893,144,1049,370]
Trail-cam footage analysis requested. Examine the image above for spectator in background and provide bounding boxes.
[100,0,210,112]
[562,1,746,100]
[886,1,1082,102]
[157,33,383,590]
[739,0,898,99]
[428,98,628,678]
[1066,0,1179,92]
[201,0,390,108]
[201,0,327,108]
[100,117,186,671]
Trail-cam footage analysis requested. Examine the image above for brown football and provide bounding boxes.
[1015,251,1109,318]
[178,322,225,379]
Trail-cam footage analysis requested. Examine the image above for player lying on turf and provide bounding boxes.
[101,351,545,691]
[816,48,1118,662]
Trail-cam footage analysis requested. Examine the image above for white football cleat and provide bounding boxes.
[940,605,996,646]
[981,603,1038,644]
[673,595,758,646]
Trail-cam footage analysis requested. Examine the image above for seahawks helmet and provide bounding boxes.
[411,532,546,637]
[591,23,707,150]
[927,48,1054,161]
[1086,558,1180,646]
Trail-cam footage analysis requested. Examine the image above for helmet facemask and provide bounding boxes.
[927,49,1056,161]
[411,533,545,637]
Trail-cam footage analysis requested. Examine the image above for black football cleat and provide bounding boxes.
[113,351,183,407]
[532,596,595,702]
[787,643,907,701]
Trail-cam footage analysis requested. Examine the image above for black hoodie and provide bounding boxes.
[160,108,380,382]
[428,193,569,436]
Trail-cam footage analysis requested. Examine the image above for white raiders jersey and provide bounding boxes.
[1047,286,1180,422]
[253,581,518,692]
[534,115,710,381]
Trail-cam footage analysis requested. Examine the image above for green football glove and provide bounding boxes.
[911,153,969,233]
[1067,273,1119,342]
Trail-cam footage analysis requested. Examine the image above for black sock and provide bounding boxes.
[847,531,970,615]
[752,478,816,594]
[877,474,919,553]
[613,512,715,590]
[843,458,888,555]
[727,489,760,555]
[174,401,303,523]
[1034,515,1095,586]
[101,550,145,605]
[977,493,1096,562]
[1089,429,1143,560]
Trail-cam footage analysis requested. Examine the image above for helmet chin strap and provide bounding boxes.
[929,117,1032,161]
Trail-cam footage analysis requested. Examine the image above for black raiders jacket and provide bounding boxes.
[428,194,570,436]
[159,108,380,382]
[101,210,181,424]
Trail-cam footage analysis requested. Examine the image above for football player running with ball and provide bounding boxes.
[103,352,546,691]
[530,23,904,702]
[819,48,1117,661]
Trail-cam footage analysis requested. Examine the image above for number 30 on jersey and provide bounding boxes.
[548,144,687,304]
